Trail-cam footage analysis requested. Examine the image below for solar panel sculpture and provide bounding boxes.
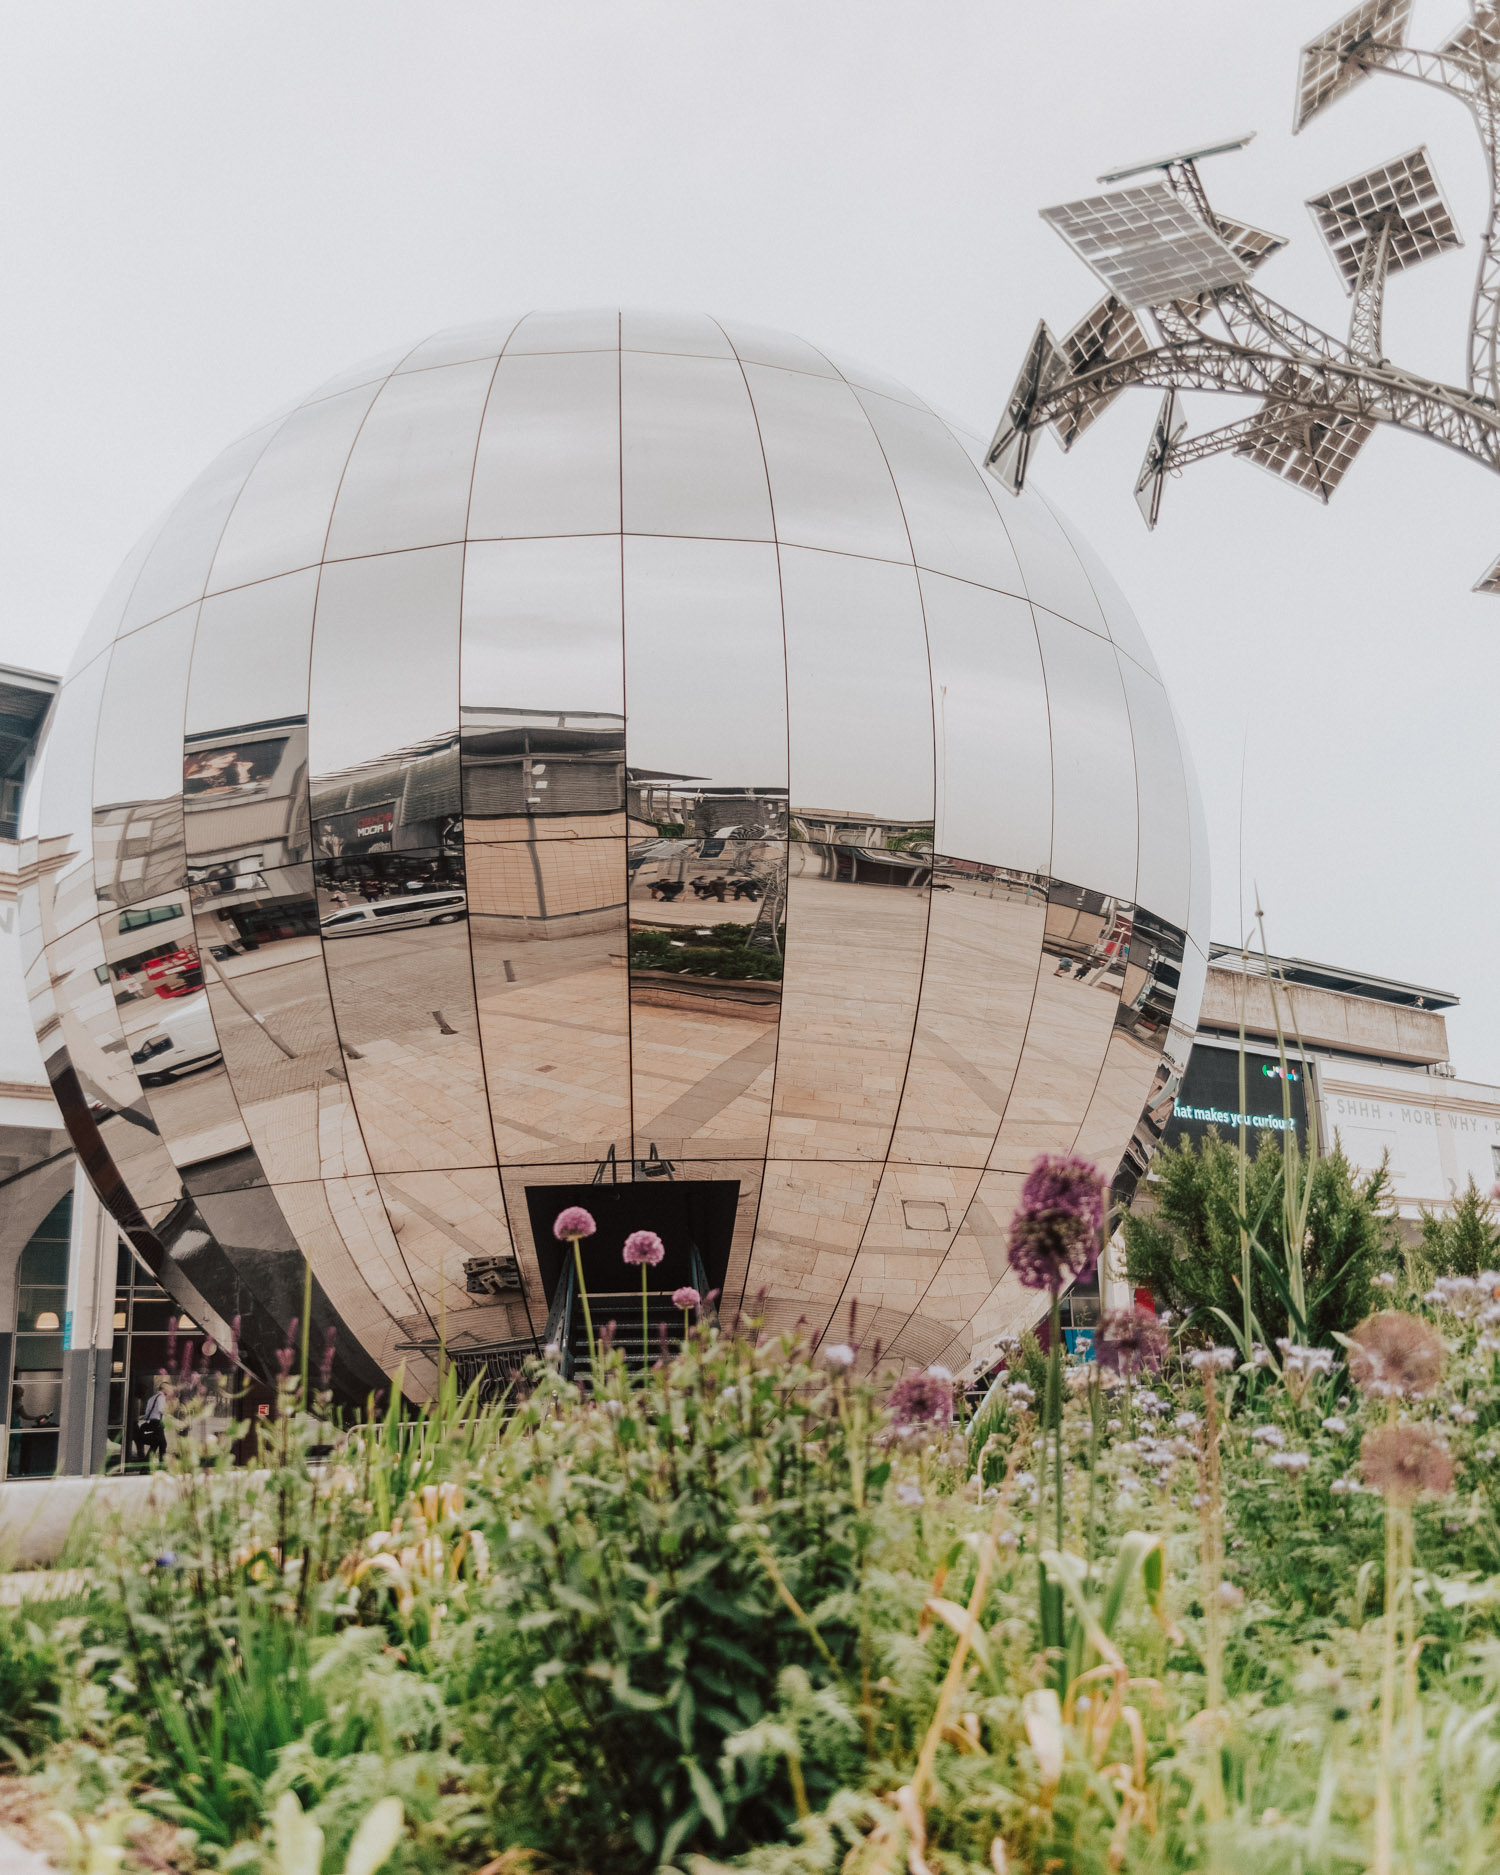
[989,1,1500,590]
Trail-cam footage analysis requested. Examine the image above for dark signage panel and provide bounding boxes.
[1163,1042,1308,1150]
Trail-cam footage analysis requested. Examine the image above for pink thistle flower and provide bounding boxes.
[623,1230,665,1267]
[672,1286,701,1309]
[553,1205,597,1241]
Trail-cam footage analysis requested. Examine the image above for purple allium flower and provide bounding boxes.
[623,1230,665,1267]
[553,1205,596,1241]
[888,1369,954,1430]
[1006,1153,1106,1292]
[1094,1306,1168,1377]
[672,1285,701,1309]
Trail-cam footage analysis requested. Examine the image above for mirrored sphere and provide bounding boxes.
[24,309,1208,1396]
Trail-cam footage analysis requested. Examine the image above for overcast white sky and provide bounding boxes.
[3,1,1497,1069]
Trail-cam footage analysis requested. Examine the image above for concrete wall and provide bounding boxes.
[1198,967,1450,1067]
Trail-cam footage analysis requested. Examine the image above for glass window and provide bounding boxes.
[6,1193,71,1479]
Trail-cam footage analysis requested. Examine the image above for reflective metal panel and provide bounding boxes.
[117,422,283,635]
[44,917,186,1217]
[621,353,773,540]
[304,347,407,402]
[468,351,621,539]
[738,1159,883,1323]
[919,572,1050,874]
[741,369,911,561]
[856,391,1025,593]
[186,568,318,735]
[505,309,620,354]
[192,864,367,1184]
[823,352,930,409]
[36,654,110,942]
[888,862,1046,1167]
[274,1176,438,1396]
[92,606,197,915]
[1054,500,1162,680]
[462,536,625,737]
[208,387,383,592]
[310,544,490,1173]
[67,519,167,675]
[376,1167,535,1351]
[837,1162,983,1342]
[324,360,497,560]
[620,310,735,358]
[994,489,1107,634]
[1118,659,1190,927]
[720,323,839,377]
[624,537,786,1159]
[1033,613,1137,902]
[988,879,1127,1171]
[771,548,932,1162]
[394,314,524,373]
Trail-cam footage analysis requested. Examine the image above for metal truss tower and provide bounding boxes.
[987,1,1500,591]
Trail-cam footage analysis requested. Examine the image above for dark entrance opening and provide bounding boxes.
[524,1178,739,1377]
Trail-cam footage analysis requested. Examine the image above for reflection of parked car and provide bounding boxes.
[320,890,468,937]
[129,990,223,1085]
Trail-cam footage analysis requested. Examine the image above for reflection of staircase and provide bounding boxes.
[546,1246,711,1382]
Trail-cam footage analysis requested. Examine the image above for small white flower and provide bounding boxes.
[896,1482,924,1507]
[1107,1418,1122,1434]
[720,1384,738,1403]
[1455,1408,1479,1425]
[998,1527,1019,1548]
[1322,1416,1348,1435]
[1007,1381,1035,1405]
[1013,1470,1036,1490]
[1375,1271,1397,1290]
[1190,1346,1237,1373]
[543,1341,561,1359]
[1174,1411,1200,1431]
[926,1364,953,1382]
[1330,1475,1361,1495]
[822,1343,855,1368]
[1252,1424,1287,1448]
[1267,1450,1310,1473]
[1217,1581,1245,1608]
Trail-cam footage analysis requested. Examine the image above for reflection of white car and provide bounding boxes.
[320,890,468,937]
[129,990,223,1085]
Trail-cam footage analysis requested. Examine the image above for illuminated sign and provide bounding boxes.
[1163,1042,1309,1150]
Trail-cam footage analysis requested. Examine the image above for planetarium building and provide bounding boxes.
[22,308,1207,1399]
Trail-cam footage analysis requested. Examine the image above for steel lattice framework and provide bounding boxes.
[986,1,1500,592]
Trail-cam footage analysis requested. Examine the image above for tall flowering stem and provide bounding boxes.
[623,1231,665,1371]
[1008,1152,1106,1686]
[553,1207,598,1379]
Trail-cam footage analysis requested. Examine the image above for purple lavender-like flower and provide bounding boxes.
[1006,1154,1107,1293]
[553,1205,596,1241]
[672,1285,701,1309]
[1094,1306,1167,1377]
[275,1321,298,1381]
[319,1324,338,1391]
[888,1367,955,1430]
[623,1230,665,1267]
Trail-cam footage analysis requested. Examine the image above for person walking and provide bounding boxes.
[136,1383,167,1461]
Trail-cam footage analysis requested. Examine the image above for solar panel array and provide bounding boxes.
[1217,217,1290,271]
[1440,2,1500,63]
[1051,297,1150,448]
[1294,0,1411,131]
[1235,402,1375,500]
[1472,550,1500,593]
[1040,181,1250,309]
[1307,147,1462,291]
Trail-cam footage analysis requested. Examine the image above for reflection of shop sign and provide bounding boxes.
[357,810,393,840]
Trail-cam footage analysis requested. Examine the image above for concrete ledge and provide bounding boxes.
[0,1474,175,1568]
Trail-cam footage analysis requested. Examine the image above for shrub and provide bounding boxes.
[1419,1174,1500,1277]
[1121,1130,1397,1342]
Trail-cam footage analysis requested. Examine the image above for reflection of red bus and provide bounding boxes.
[143,949,203,999]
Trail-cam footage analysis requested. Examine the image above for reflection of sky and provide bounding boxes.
[462,538,623,722]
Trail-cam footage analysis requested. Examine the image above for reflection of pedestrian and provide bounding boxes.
[133,1386,167,1462]
[328,886,347,909]
[359,880,381,904]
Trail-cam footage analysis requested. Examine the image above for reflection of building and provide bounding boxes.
[25,309,1212,1399]
[0,666,212,1481]
[1170,946,1495,1229]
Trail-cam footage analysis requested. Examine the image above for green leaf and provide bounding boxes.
[342,1799,404,1875]
[682,1756,726,1838]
